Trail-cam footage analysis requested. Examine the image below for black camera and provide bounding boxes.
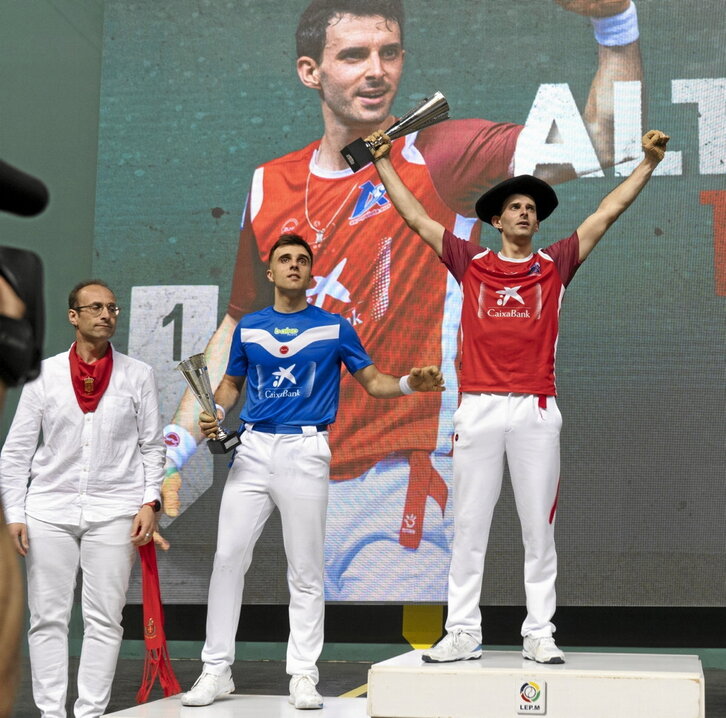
[0,159,47,386]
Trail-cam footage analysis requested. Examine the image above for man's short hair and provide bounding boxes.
[267,234,314,268]
[68,280,113,309]
[296,0,405,63]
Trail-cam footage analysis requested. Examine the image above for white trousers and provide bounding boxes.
[445,393,562,641]
[25,515,135,718]
[202,427,330,683]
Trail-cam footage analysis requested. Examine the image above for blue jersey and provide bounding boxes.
[226,305,373,426]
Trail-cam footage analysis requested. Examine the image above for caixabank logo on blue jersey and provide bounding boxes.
[256,362,316,400]
[518,680,546,714]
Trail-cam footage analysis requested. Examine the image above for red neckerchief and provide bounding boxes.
[69,343,113,413]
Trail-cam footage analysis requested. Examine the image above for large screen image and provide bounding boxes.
[93,0,725,605]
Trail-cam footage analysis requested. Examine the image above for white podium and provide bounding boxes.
[367,650,705,718]
[106,694,367,717]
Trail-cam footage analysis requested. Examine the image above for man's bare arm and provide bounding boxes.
[160,313,236,516]
[583,41,643,167]
[353,365,444,399]
[367,131,446,257]
[538,1,644,183]
[169,313,237,440]
[576,130,668,261]
[198,373,245,439]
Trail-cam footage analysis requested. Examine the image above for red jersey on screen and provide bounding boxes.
[228,119,522,480]
[441,229,582,395]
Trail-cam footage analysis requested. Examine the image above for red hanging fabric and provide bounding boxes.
[399,450,448,549]
[136,542,181,703]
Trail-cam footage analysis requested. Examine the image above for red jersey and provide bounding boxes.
[228,119,522,480]
[442,229,582,395]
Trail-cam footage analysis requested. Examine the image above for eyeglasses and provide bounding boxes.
[72,303,121,317]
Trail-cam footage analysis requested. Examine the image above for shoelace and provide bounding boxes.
[451,630,475,649]
[192,673,221,689]
[294,675,316,691]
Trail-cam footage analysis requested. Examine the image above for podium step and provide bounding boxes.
[367,649,704,718]
[106,694,367,717]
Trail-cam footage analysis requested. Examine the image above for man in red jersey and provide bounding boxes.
[163,0,645,601]
[367,127,669,661]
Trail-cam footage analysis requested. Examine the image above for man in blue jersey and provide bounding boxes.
[181,233,443,710]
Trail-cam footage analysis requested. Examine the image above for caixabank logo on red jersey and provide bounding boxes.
[477,282,542,319]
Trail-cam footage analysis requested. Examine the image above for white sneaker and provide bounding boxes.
[181,669,235,706]
[288,674,323,710]
[522,635,565,664]
[421,630,482,663]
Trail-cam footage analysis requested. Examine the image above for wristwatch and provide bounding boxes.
[143,500,161,513]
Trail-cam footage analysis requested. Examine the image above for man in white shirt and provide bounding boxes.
[0,280,165,718]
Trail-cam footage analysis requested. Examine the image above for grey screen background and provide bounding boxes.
[90,0,725,606]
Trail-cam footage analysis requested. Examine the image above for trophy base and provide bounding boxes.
[340,137,373,172]
[207,432,241,454]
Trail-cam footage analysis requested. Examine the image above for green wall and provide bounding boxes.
[0,0,104,438]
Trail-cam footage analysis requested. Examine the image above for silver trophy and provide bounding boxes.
[176,353,241,454]
[341,91,450,172]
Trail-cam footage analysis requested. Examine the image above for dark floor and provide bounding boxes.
[10,656,726,717]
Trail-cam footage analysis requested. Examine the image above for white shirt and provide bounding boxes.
[0,346,165,525]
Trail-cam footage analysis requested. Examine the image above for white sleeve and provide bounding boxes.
[135,365,165,505]
[0,378,44,523]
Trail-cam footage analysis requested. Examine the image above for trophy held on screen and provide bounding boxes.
[176,353,241,454]
[341,91,450,172]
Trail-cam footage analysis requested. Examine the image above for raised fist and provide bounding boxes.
[365,130,392,162]
[555,0,630,17]
[641,130,670,162]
